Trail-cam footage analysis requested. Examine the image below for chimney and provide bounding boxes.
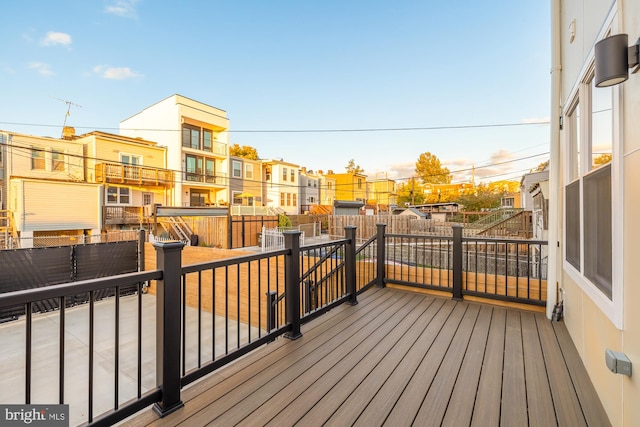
[62,126,76,140]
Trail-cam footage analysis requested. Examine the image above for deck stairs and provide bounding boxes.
[474,209,532,239]
[158,216,193,243]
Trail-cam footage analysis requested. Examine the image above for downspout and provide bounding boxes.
[547,0,562,319]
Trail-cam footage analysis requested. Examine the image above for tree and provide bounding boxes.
[594,153,612,166]
[455,184,503,212]
[396,178,426,206]
[415,152,452,184]
[230,144,259,160]
[345,159,364,174]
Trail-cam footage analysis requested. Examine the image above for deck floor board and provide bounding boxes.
[125,287,610,427]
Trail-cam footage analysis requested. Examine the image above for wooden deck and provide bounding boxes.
[126,287,610,427]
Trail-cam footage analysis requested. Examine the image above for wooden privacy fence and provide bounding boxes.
[328,215,415,239]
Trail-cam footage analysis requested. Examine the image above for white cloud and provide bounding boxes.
[105,0,140,19]
[40,31,72,47]
[93,65,142,80]
[28,62,54,76]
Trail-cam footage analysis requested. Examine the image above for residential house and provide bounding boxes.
[77,131,173,230]
[0,129,101,247]
[324,170,367,203]
[519,168,550,211]
[316,170,336,209]
[366,174,397,210]
[529,180,549,242]
[120,94,230,207]
[299,167,320,213]
[229,155,262,208]
[262,159,300,215]
[549,0,639,424]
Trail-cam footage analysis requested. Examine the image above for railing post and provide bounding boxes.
[452,224,463,301]
[344,226,358,305]
[266,290,277,332]
[152,241,185,417]
[376,223,386,288]
[284,231,302,340]
[138,229,146,272]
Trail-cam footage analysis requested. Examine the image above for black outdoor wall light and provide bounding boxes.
[595,33,640,87]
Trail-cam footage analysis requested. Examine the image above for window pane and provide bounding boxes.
[583,165,612,298]
[31,148,45,170]
[203,130,212,152]
[591,79,612,170]
[565,180,581,270]
[119,187,130,204]
[190,129,199,149]
[182,128,191,147]
[52,151,65,171]
[568,103,580,180]
[232,192,242,205]
[233,161,241,178]
[107,187,117,203]
[245,164,253,179]
[282,168,287,181]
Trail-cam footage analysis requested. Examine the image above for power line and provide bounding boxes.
[3,139,549,193]
[0,120,550,134]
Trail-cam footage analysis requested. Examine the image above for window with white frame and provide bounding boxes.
[244,164,253,179]
[143,192,153,206]
[107,187,131,204]
[232,160,241,178]
[564,67,614,300]
[52,150,66,171]
[31,147,45,170]
[290,169,295,182]
[282,167,287,182]
[232,191,243,205]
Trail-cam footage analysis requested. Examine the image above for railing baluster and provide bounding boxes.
[25,302,32,404]
[59,296,65,404]
[137,282,142,399]
[237,264,241,350]
[89,290,94,423]
[181,274,186,376]
[198,271,202,368]
[115,286,120,410]
[212,268,216,359]
[225,265,229,354]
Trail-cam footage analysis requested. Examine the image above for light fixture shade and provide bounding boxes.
[595,33,629,87]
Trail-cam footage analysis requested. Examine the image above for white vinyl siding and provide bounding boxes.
[11,180,101,231]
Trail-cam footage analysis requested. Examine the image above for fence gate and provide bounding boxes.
[230,215,278,248]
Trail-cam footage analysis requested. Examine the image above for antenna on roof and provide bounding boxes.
[52,97,82,136]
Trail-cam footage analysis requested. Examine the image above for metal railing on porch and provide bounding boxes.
[0,224,546,426]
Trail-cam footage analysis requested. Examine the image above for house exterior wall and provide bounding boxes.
[367,178,397,206]
[554,0,640,424]
[325,172,367,202]
[299,169,320,211]
[262,160,299,215]
[120,94,230,207]
[81,132,172,209]
[229,156,262,206]
[5,133,84,181]
[520,170,549,210]
[10,179,101,231]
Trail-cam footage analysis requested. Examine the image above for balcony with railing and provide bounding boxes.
[95,162,174,187]
[0,225,610,426]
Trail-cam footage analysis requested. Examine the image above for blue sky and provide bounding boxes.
[0,0,550,183]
